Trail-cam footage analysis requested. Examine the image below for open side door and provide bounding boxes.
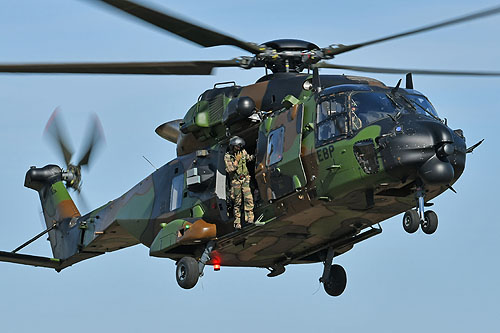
[255,104,307,202]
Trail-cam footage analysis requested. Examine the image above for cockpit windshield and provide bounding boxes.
[350,92,404,129]
[316,89,440,145]
[404,94,439,118]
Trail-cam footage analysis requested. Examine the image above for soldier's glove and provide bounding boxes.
[235,152,242,162]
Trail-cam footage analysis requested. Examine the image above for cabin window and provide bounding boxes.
[170,174,184,210]
[266,126,284,166]
[316,93,348,143]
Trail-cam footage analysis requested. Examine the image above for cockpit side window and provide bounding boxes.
[316,93,348,144]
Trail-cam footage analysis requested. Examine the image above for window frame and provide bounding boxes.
[170,173,184,211]
[266,126,285,166]
[315,93,349,146]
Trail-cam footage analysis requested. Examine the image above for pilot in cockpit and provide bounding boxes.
[317,94,348,141]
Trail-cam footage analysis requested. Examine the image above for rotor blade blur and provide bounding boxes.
[316,63,500,76]
[76,190,90,214]
[77,114,105,168]
[0,59,242,75]
[325,5,500,56]
[44,108,74,166]
[88,0,262,54]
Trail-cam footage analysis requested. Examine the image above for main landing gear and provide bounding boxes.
[176,257,199,289]
[403,187,438,235]
[320,247,347,297]
[175,241,215,289]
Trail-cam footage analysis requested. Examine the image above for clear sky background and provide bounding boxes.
[1,1,499,332]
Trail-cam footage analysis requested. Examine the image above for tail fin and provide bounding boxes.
[25,165,81,259]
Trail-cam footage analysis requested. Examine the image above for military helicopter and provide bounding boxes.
[0,0,499,297]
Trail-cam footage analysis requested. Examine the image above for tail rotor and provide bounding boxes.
[44,108,105,194]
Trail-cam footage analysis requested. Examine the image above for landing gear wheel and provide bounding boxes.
[403,210,420,233]
[421,210,438,234]
[323,264,347,297]
[176,257,199,289]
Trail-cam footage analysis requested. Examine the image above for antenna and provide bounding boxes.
[312,67,322,93]
[406,73,414,89]
[391,79,402,94]
[142,156,158,170]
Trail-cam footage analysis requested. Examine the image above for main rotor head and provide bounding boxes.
[241,39,327,73]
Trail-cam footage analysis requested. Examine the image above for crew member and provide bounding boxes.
[224,136,254,230]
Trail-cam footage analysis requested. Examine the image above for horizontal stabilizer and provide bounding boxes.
[0,250,103,271]
[0,250,62,269]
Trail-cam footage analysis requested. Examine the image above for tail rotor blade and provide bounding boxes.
[77,113,105,168]
[75,189,90,214]
[43,108,74,167]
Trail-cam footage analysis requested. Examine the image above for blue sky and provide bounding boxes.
[1,1,499,332]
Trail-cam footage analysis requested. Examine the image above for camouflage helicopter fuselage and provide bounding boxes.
[22,73,466,271]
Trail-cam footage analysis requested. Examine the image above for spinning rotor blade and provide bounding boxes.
[75,188,91,213]
[315,63,500,76]
[90,0,262,54]
[77,114,105,168]
[44,108,74,167]
[0,59,242,75]
[43,110,105,194]
[325,5,500,56]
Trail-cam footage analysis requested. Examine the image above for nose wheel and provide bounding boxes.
[421,210,438,234]
[402,186,438,234]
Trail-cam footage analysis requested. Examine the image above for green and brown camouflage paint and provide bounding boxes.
[24,73,466,271]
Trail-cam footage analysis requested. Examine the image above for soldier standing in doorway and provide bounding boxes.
[224,136,254,230]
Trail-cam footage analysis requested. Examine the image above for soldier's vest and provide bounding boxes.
[235,152,249,176]
[228,151,249,181]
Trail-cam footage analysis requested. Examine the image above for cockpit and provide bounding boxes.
[316,85,439,144]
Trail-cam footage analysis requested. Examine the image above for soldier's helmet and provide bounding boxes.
[229,136,245,148]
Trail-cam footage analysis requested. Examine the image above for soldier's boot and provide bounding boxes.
[234,213,242,230]
[245,210,254,224]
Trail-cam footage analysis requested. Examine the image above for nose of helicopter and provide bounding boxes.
[417,145,455,185]
[378,116,466,186]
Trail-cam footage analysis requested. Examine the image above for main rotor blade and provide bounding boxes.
[326,5,500,56]
[89,0,262,54]
[316,62,500,76]
[0,59,242,75]
[44,108,74,167]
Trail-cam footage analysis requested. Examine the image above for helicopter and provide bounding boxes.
[0,0,499,298]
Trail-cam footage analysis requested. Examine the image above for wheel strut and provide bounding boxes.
[198,240,215,277]
[415,186,426,222]
[319,247,335,284]
[402,184,438,234]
